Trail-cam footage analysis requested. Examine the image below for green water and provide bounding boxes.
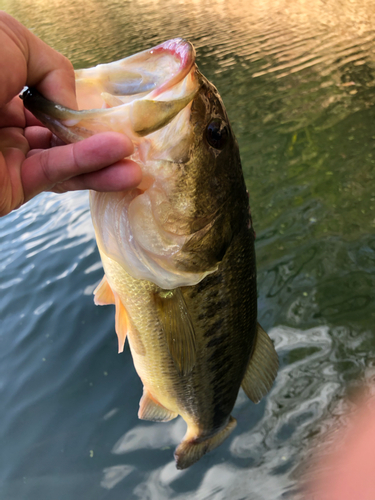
[1,0,375,498]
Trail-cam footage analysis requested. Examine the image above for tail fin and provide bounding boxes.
[174,416,237,470]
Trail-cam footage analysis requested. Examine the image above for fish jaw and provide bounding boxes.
[21,38,199,146]
[20,84,198,145]
[75,38,197,108]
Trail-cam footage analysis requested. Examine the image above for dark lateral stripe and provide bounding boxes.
[199,299,229,321]
[203,319,224,338]
[208,343,229,364]
[206,333,227,349]
[209,354,231,371]
[211,406,228,430]
[190,273,224,298]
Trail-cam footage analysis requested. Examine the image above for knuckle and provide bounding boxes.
[39,149,55,185]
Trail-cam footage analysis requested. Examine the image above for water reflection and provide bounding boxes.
[101,464,135,490]
[112,420,185,455]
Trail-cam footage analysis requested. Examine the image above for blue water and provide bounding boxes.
[1,0,375,498]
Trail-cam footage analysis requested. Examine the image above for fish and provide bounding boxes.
[21,39,279,469]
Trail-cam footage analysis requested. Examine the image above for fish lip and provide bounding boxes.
[147,38,196,98]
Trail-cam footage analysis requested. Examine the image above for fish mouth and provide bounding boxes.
[21,38,199,142]
[75,38,197,109]
[147,39,196,98]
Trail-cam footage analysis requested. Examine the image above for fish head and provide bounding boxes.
[21,40,249,289]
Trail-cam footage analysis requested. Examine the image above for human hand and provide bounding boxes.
[0,12,142,217]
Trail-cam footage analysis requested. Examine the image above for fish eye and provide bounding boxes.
[206,119,229,150]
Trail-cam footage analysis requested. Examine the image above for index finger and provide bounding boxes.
[21,132,141,201]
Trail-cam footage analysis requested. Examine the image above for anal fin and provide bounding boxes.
[241,323,279,404]
[93,275,115,305]
[138,388,178,422]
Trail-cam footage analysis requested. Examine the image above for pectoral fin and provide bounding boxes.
[138,388,178,422]
[241,323,279,404]
[154,288,196,376]
[93,275,115,305]
[93,275,129,354]
[114,295,129,354]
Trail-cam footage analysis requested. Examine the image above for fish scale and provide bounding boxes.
[21,38,278,469]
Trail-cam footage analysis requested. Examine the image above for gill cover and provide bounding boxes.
[90,190,215,289]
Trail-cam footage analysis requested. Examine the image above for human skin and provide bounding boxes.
[304,393,375,499]
[0,11,142,217]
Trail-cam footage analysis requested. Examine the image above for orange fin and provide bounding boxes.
[93,276,127,352]
[174,416,237,469]
[93,275,115,305]
[138,388,178,422]
[114,295,129,354]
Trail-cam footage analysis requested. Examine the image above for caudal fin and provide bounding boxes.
[174,416,237,470]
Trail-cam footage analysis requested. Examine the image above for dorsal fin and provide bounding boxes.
[241,323,279,404]
[154,288,196,376]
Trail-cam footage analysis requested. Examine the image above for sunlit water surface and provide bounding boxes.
[1,0,375,499]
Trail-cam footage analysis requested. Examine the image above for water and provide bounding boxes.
[1,0,375,498]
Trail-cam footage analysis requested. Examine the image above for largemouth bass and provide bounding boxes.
[22,39,278,469]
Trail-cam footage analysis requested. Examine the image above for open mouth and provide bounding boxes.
[74,38,197,108]
[147,39,196,98]
[21,39,199,143]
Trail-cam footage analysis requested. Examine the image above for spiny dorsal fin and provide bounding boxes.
[93,275,115,305]
[114,295,129,354]
[138,388,178,422]
[241,323,279,404]
[154,288,196,376]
